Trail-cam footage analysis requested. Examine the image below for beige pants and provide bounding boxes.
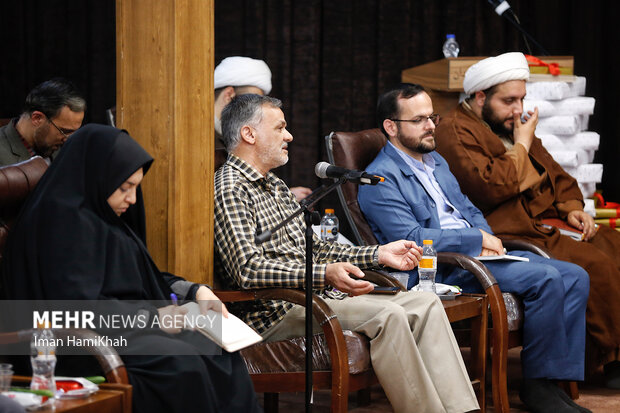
[263,290,478,413]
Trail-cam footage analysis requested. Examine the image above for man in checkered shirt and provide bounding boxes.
[214,94,479,413]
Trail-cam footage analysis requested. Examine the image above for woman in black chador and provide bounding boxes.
[2,124,261,413]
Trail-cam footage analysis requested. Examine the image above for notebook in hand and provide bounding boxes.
[182,302,263,352]
[540,218,584,241]
[475,255,530,262]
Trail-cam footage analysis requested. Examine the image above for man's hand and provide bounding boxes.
[290,186,312,201]
[378,240,422,270]
[196,285,229,318]
[479,248,496,256]
[480,229,504,256]
[325,262,374,296]
[567,210,597,241]
[513,107,538,152]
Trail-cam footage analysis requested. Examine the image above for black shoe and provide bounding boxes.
[604,361,620,389]
[551,384,592,413]
[519,378,579,413]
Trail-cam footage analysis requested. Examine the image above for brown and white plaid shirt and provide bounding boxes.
[214,154,378,333]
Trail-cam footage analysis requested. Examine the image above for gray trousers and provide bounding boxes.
[263,290,478,413]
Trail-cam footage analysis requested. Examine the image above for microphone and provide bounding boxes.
[315,162,384,186]
[486,0,512,16]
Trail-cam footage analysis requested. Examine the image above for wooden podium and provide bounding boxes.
[401,56,574,116]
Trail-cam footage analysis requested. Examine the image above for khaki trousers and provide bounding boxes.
[262,291,478,413]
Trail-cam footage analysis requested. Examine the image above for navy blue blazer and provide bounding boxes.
[358,142,492,257]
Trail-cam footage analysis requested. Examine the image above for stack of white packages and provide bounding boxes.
[524,76,602,198]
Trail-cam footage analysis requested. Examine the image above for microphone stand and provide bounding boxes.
[255,176,347,413]
[492,6,550,55]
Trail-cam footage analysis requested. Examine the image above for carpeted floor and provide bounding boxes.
[259,347,620,412]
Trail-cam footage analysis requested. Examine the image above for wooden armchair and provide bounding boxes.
[0,157,49,257]
[216,273,487,412]
[216,286,378,412]
[0,157,130,386]
[326,129,519,413]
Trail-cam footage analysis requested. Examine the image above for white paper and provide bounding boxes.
[183,301,263,353]
[182,302,263,353]
[474,255,530,262]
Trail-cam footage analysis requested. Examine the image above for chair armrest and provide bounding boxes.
[214,288,339,328]
[363,269,404,290]
[213,290,258,303]
[213,287,350,380]
[437,251,508,391]
[437,252,497,291]
[436,252,505,324]
[365,254,499,292]
[0,156,48,209]
[0,328,128,384]
[57,329,128,384]
[498,237,552,259]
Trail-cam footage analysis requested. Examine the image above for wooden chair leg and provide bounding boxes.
[490,335,510,413]
[470,296,487,413]
[558,381,579,400]
[263,393,278,413]
[357,388,371,406]
[488,288,510,413]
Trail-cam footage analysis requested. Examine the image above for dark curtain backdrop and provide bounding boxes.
[214,0,620,235]
[1,1,619,236]
[0,1,116,124]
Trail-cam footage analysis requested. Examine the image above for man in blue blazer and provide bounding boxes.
[358,83,591,413]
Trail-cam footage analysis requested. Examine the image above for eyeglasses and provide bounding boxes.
[390,114,441,127]
[47,116,77,139]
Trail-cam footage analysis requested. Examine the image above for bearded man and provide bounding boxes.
[434,52,620,387]
[0,78,85,166]
[358,83,590,413]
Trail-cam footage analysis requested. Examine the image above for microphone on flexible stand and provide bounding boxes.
[314,162,385,186]
[486,0,513,17]
[485,0,547,55]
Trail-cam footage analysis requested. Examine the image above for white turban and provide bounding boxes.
[463,52,530,95]
[214,56,272,95]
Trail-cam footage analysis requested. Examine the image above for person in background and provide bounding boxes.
[214,56,311,200]
[0,78,85,166]
[434,52,620,388]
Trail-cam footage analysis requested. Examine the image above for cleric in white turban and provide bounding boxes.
[213,56,273,139]
[463,52,530,95]
[214,56,272,95]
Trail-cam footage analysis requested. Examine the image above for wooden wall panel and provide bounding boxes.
[116,0,214,284]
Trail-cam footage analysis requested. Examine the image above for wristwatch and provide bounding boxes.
[372,247,380,267]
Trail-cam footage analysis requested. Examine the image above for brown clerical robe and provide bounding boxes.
[435,102,620,369]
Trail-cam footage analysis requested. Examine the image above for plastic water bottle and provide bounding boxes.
[30,323,57,398]
[418,240,437,293]
[320,209,339,243]
[320,209,347,299]
[442,34,460,58]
